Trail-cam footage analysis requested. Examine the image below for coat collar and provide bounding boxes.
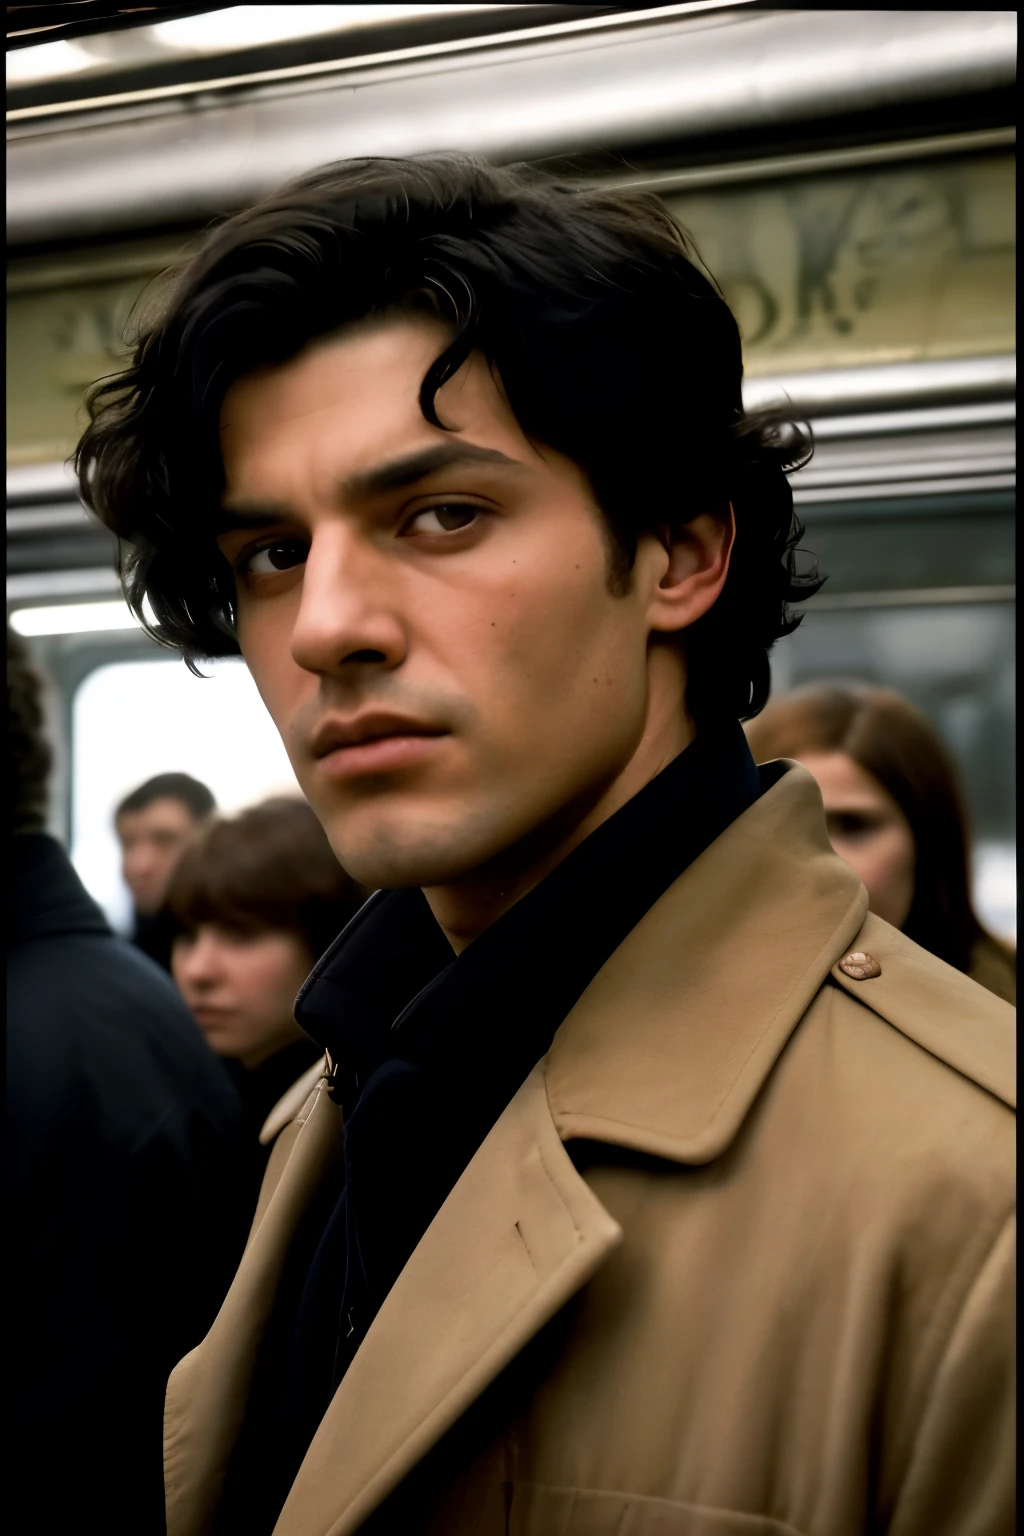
[545,759,868,1163]
[261,762,867,1535]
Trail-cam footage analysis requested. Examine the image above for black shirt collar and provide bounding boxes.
[296,718,762,1113]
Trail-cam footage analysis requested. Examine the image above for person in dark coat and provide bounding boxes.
[6,624,254,1535]
[115,771,217,971]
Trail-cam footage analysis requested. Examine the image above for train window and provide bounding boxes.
[793,496,1015,597]
[70,654,301,932]
[769,599,1016,943]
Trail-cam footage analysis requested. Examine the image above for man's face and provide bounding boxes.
[216,317,674,892]
[116,796,199,915]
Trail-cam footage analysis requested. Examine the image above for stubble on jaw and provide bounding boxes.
[314,794,514,895]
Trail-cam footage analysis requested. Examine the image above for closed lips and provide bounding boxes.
[312,716,447,757]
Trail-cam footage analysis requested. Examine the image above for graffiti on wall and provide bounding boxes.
[5,154,1017,464]
[666,153,1014,375]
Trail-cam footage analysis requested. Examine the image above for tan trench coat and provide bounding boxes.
[165,763,1015,1536]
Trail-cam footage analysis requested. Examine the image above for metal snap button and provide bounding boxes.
[838,951,882,980]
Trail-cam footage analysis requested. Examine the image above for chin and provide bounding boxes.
[328,805,514,891]
[341,843,473,892]
[199,1027,236,1057]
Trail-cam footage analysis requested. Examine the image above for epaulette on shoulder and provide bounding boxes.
[829,912,1015,1112]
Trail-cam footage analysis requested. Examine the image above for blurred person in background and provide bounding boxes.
[6,623,252,1534]
[166,796,369,1159]
[116,771,216,971]
[745,680,1015,1004]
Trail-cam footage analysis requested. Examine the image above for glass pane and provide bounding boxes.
[665,151,1015,376]
[797,495,1015,595]
[767,601,1016,941]
[70,655,301,931]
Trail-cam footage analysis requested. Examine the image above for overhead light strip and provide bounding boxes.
[7,1,761,120]
[10,599,143,636]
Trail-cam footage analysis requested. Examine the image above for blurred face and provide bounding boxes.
[116,796,199,915]
[798,751,916,931]
[171,923,314,1069]
[216,315,731,944]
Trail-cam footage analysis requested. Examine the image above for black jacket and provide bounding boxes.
[6,833,255,1535]
[131,904,181,973]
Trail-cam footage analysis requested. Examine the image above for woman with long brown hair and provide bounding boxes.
[745,681,1015,1004]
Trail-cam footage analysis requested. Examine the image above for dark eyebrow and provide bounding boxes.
[216,442,525,533]
[344,442,524,500]
[214,504,290,536]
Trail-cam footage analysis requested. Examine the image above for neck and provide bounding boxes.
[238,1025,311,1071]
[423,651,693,954]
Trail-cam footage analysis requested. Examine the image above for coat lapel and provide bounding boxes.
[273,1063,623,1536]
[546,760,868,1161]
[165,1080,342,1536]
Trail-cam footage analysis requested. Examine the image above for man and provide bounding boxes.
[115,771,216,969]
[6,625,253,1533]
[77,155,1013,1535]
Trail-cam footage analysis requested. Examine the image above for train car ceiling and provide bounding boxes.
[7,5,620,107]
[7,8,1016,246]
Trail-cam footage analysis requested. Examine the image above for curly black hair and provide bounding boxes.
[8,624,53,835]
[75,153,820,721]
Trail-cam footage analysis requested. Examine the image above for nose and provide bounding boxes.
[290,526,408,680]
[175,931,225,994]
[127,849,158,880]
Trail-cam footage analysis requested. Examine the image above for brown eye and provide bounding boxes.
[239,540,308,576]
[408,504,480,535]
[827,812,879,840]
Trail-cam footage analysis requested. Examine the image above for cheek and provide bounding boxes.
[452,541,642,730]
[228,958,277,1014]
[872,827,916,886]
[247,947,309,1007]
[239,613,300,712]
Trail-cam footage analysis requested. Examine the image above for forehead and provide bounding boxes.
[798,751,890,805]
[218,315,528,496]
[192,921,303,954]
[117,797,196,834]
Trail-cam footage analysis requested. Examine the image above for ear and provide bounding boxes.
[645,504,735,635]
